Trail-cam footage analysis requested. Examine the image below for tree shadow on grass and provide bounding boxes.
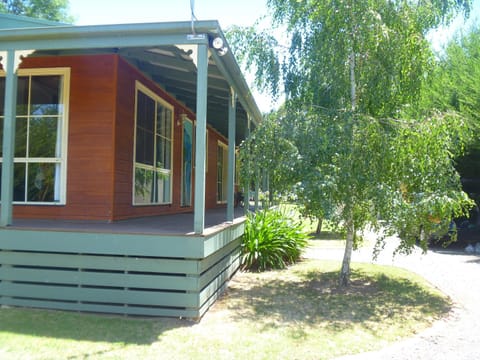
[309,231,345,240]
[220,261,451,336]
[0,307,194,346]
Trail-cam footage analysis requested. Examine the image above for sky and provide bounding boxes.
[68,0,480,112]
[69,0,268,28]
[69,0,274,111]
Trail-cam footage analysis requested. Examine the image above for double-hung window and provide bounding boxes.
[0,68,70,204]
[133,82,173,205]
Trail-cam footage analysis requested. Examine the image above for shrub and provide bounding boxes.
[241,208,310,271]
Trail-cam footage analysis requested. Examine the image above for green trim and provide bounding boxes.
[0,298,199,318]
[0,13,65,29]
[0,223,243,318]
[193,44,209,234]
[0,251,199,274]
[0,229,204,257]
[0,50,17,226]
[0,19,262,126]
[227,89,237,222]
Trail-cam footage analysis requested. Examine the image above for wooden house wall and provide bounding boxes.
[11,54,229,222]
[14,54,117,221]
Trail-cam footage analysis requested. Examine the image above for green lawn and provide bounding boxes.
[0,259,451,360]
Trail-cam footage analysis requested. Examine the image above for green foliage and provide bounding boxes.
[424,26,480,119]
[230,0,474,284]
[0,0,73,23]
[422,26,480,179]
[238,109,299,203]
[227,25,282,98]
[378,111,475,254]
[283,107,474,252]
[241,208,309,271]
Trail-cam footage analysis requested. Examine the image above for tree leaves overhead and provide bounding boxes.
[423,25,480,182]
[264,0,470,117]
[228,25,282,98]
[0,0,73,23]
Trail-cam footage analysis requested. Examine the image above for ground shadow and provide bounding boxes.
[220,262,451,335]
[0,307,194,346]
[309,231,344,240]
[430,247,480,259]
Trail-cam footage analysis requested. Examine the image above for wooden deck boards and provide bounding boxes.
[8,207,247,236]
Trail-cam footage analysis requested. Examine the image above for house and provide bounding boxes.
[0,13,261,318]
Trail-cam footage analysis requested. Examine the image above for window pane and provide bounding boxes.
[15,117,27,158]
[30,76,61,116]
[165,108,172,138]
[157,106,172,139]
[136,91,155,165]
[157,171,171,203]
[136,91,155,132]
[157,106,166,137]
[156,136,172,170]
[164,139,171,169]
[13,163,26,202]
[27,163,56,202]
[135,127,154,165]
[134,167,154,204]
[29,117,58,158]
[0,77,5,116]
[16,77,29,116]
[156,135,164,169]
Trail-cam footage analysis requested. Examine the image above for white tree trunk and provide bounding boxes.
[349,51,356,111]
[339,220,354,287]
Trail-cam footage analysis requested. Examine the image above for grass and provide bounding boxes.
[276,203,345,239]
[0,259,451,360]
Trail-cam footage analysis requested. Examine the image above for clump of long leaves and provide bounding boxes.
[241,208,309,271]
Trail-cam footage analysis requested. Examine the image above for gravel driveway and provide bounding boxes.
[305,234,480,360]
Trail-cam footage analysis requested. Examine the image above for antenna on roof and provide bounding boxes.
[190,0,198,34]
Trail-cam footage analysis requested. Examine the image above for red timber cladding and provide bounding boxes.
[13,54,117,221]
[112,56,228,220]
[112,56,195,220]
[11,54,229,221]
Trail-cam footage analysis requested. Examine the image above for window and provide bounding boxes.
[181,117,193,207]
[133,82,173,205]
[217,141,228,203]
[0,68,70,204]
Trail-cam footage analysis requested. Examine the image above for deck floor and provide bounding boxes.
[8,207,247,236]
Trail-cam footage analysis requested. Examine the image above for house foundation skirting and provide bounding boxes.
[0,223,244,318]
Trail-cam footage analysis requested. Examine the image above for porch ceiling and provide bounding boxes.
[0,19,262,144]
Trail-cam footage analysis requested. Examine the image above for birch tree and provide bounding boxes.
[229,0,473,285]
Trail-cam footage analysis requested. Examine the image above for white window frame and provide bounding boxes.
[132,81,174,206]
[217,140,228,204]
[0,67,70,205]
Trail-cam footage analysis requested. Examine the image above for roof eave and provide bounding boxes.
[0,19,262,125]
